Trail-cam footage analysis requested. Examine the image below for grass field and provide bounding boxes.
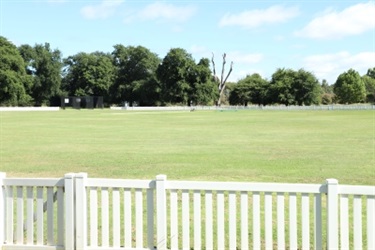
[0,109,374,185]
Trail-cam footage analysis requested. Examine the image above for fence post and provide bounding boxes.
[156,175,167,250]
[64,173,75,250]
[0,172,6,247]
[75,173,88,250]
[326,179,339,249]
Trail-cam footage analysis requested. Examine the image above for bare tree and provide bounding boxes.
[212,53,233,106]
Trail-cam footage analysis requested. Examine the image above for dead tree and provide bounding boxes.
[212,53,233,106]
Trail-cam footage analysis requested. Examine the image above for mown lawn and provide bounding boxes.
[0,109,373,185]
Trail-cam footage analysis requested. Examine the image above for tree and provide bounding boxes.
[228,82,251,106]
[0,36,33,106]
[211,53,233,106]
[268,68,321,105]
[293,69,321,105]
[366,67,375,79]
[111,45,161,106]
[19,43,63,106]
[321,79,335,104]
[333,69,366,104]
[363,67,375,103]
[189,58,218,105]
[62,51,115,100]
[229,73,268,106]
[156,48,195,105]
[268,68,296,105]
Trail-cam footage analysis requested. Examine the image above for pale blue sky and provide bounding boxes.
[1,0,374,84]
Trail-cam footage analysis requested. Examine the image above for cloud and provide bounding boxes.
[303,51,375,83]
[219,5,300,29]
[138,2,196,22]
[295,2,375,39]
[227,51,264,64]
[81,0,124,20]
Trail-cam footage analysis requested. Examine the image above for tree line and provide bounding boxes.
[1,36,374,107]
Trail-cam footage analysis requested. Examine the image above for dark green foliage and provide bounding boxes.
[190,58,218,105]
[1,35,372,107]
[333,69,366,104]
[0,36,33,106]
[362,75,375,103]
[19,43,63,106]
[268,68,321,106]
[62,51,115,100]
[157,48,216,105]
[111,45,161,106]
[229,73,268,105]
[157,48,195,105]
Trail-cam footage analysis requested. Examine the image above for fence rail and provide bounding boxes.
[1,172,374,250]
[110,104,375,112]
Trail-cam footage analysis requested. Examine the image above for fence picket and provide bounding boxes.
[47,187,54,245]
[289,193,297,250]
[367,196,375,250]
[36,187,43,245]
[57,187,64,246]
[135,188,143,248]
[1,173,374,250]
[112,188,120,247]
[194,190,201,250]
[90,187,98,247]
[241,191,248,250]
[182,190,190,250]
[26,187,33,244]
[170,189,178,249]
[101,187,109,247]
[301,193,310,250]
[124,188,132,248]
[340,194,349,249]
[265,192,273,250]
[253,192,261,249]
[217,191,225,249]
[147,189,154,249]
[205,191,213,250]
[277,193,285,250]
[229,191,236,250]
[16,186,23,244]
[314,193,322,250]
[353,195,362,249]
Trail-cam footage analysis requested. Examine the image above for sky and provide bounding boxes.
[1,0,374,84]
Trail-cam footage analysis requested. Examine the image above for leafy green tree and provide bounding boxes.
[0,36,33,106]
[268,68,296,105]
[228,82,251,106]
[268,68,321,105]
[293,69,321,105]
[189,58,218,105]
[63,52,115,99]
[19,43,63,106]
[366,67,375,79]
[111,45,161,106]
[156,48,196,105]
[333,69,366,104]
[362,75,375,103]
[229,73,268,106]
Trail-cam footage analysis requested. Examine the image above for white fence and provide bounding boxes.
[110,104,375,111]
[0,173,374,250]
[0,107,60,112]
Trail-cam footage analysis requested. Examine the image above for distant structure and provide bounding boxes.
[60,96,103,109]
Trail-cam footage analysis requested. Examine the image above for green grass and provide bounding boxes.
[0,109,374,185]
